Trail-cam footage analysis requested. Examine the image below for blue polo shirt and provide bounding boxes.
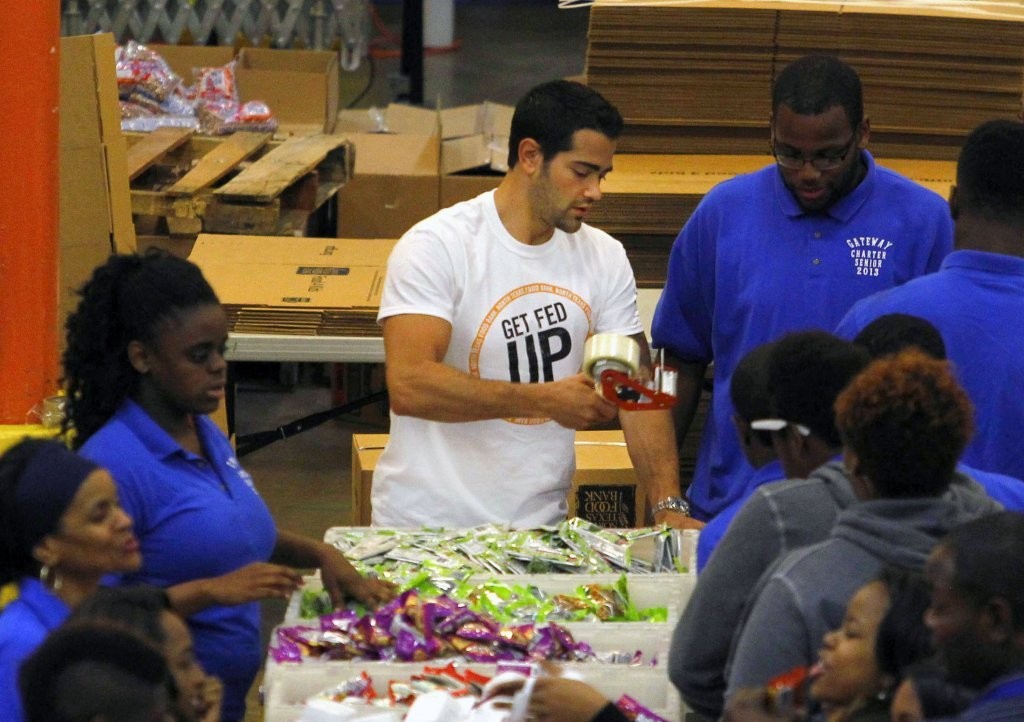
[960,464,1024,512]
[80,399,277,722]
[696,460,785,572]
[653,151,952,519]
[837,250,1024,482]
[953,673,1024,721]
[0,578,70,722]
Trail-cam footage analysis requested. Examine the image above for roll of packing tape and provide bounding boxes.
[582,333,642,380]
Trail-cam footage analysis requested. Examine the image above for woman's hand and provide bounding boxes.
[318,545,397,608]
[209,562,303,606]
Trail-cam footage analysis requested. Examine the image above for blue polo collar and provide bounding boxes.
[941,249,1024,277]
[114,399,210,462]
[775,149,876,223]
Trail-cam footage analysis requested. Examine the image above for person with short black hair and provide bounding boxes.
[652,53,952,527]
[924,511,1024,721]
[672,332,870,716]
[62,251,394,721]
[373,79,688,530]
[0,439,141,722]
[725,351,999,698]
[73,585,222,722]
[694,340,781,571]
[889,658,975,722]
[850,312,947,361]
[18,620,174,722]
[837,119,1024,481]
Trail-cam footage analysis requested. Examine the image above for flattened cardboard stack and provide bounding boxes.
[188,234,396,337]
[582,0,998,284]
[586,0,1024,157]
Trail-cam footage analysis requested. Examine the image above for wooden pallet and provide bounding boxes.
[126,128,353,237]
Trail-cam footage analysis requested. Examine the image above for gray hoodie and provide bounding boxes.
[669,461,855,718]
[724,489,1002,699]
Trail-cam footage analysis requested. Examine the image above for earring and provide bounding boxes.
[39,564,62,592]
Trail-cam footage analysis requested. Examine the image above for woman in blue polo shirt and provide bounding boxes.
[0,438,143,722]
[61,250,395,722]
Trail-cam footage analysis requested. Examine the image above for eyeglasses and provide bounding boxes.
[773,136,857,171]
[750,418,812,437]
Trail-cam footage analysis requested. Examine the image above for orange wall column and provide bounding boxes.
[0,5,61,422]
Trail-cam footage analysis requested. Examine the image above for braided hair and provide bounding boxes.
[61,251,220,449]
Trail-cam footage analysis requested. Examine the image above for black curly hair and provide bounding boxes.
[61,250,219,449]
[0,438,62,584]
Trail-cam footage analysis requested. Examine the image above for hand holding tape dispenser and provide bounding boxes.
[582,333,678,410]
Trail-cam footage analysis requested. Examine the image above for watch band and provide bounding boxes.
[652,496,691,517]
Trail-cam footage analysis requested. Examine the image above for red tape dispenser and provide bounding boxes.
[582,333,678,410]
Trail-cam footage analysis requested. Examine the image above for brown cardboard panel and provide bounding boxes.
[59,146,116,328]
[350,430,641,527]
[439,173,502,210]
[59,32,137,344]
[197,262,384,310]
[60,35,103,149]
[191,234,397,267]
[236,47,339,134]
[344,132,440,176]
[441,134,492,175]
[338,174,440,239]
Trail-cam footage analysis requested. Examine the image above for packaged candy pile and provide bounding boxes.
[115,40,277,135]
[325,518,691,581]
[292,662,670,722]
[297,574,668,625]
[274,588,650,666]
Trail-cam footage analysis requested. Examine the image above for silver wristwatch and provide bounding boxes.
[651,496,691,517]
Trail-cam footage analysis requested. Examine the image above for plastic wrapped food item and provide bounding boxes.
[273,589,605,666]
[323,519,691,580]
[115,40,182,102]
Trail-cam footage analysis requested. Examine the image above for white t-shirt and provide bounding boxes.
[372,190,643,528]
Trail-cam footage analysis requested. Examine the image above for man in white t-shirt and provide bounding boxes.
[372,80,690,530]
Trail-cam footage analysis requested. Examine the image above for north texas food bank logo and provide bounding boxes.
[846,235,893,278]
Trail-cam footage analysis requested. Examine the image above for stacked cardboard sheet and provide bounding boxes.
[597,154,955,286]
[189,234,396,337]
[586,1,1024,158]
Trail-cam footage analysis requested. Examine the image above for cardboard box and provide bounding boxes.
[439,170,503,208]
[235,47,340,135]
[59,33,136,340]
[351,429,642,527]
[336,132,441,238]
[335,101,511,236]
[439,101,513,175]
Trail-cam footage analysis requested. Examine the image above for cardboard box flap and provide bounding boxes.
[336,108,389,133]
[383,103,440,135]
[235,47,339,133]
[191,234,397,267]
[345,132,440,175]
[198,261,385,309]
[440,104,485,139]
[442,134,498,175]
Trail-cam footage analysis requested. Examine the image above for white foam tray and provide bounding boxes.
[262,660,682,722]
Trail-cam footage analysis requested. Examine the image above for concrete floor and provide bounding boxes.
[237,3,591,718]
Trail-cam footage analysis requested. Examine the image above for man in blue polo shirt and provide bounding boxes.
[836,119,1024,482]
[651,54,952,522]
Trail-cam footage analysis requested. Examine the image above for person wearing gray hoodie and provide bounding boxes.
[670,332,869,719]
[724,350,1002,700]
